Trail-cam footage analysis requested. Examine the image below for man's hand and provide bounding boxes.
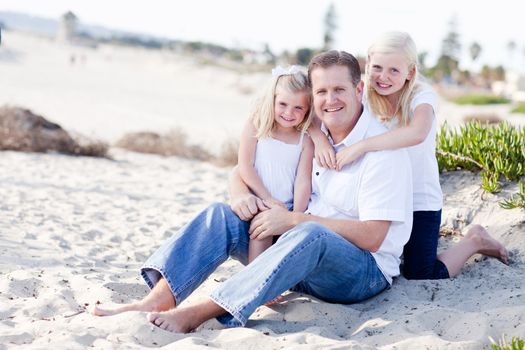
[249,202,297,240]
[230,193,268,221]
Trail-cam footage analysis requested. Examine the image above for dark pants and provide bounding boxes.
[402,210,450,280]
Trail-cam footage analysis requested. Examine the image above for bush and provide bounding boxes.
[437,122,525,202]
[115,129,212,161]
[0,106,108,157]
[490,335,524,350]
[115,129,240,167]
[452,94,510,105]
[511,103,525,113]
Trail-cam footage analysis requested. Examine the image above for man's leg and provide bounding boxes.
[145,222,388,331]
[92,202,250,316]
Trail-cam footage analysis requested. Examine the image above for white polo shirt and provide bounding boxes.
[379,86,443,211]
[307,107,413,284]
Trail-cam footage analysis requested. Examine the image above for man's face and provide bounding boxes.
[310,65,363,140]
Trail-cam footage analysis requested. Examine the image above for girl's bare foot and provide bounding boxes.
[465,224,509,265]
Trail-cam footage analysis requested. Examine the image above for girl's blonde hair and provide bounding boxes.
[365,31,425,126]
[252,68,312,139]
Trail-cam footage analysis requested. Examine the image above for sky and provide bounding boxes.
[1,0,523,71]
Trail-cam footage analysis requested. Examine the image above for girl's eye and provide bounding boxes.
[295,106,304,110]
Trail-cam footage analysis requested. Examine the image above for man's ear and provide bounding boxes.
[355,80,364,97]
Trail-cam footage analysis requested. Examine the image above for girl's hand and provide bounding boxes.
[336,143,365,171]
[313,135,336,169]
[231,193,268,221]
[263,198,287,209]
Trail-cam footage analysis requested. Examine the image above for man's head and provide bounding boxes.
[308,50,364,143]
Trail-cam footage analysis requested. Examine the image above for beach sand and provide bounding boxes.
[1,31,524,349]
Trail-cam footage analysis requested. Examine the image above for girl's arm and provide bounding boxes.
[293,135,314,212]
[336,104,434,170]
[307,115,336,169]
[238,119,273,201]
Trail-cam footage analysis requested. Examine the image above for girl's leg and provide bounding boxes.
[402,210,447,279]
[438,224,509,277]
[248,237,273,262]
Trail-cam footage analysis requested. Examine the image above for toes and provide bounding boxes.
[146,312,158,323]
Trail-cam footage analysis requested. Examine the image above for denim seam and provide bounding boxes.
[209,293,247,326]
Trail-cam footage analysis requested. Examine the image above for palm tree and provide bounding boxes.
[507,40,516,70]
[323,3,338,50]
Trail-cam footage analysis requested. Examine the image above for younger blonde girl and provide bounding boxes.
[238,65,314,262]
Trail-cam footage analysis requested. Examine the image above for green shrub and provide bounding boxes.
[452,94,510,105]
[490,335,524,350]
[500,181,525,209]
[437,122,525,203]
[511,103,525,113]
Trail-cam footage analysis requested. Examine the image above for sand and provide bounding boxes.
[1,31,524,350]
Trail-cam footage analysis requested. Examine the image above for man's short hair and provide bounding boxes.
[308,50,361,87]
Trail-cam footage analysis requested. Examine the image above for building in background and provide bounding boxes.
[56,11,78,43]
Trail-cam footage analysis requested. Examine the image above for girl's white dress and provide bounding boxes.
[254,133,305,207]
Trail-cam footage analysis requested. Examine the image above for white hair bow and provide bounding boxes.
[271,65,302,77]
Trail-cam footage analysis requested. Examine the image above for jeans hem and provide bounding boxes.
[208,294,246,327]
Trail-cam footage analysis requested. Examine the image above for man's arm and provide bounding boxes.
[228,166,268,221]
[249,205,390,252]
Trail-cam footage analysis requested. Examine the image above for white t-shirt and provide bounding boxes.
[307,108,413,284]
[380,86,443,211]
[254,133,304,206]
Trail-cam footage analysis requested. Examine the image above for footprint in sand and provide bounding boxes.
[8,277,43,298]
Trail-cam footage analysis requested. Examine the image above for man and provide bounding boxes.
[93,50,413,333]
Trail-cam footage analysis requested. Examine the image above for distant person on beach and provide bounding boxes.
[309,31,508,279]
[93,50,414,332]
[237,65,313,262]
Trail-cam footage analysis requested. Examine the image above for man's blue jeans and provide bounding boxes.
[141,202,388,327]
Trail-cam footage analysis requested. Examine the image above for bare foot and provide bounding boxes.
[465,224,509,265]
[92,278,176,317]
[147,308,196,333]
[91,301,153,316]
[147,298,226,333]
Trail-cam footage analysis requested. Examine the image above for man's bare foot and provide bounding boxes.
[91,278,176,317]
[147,308,198,333]
[465,224,509,265]
[92,301,157,316]
[147,298,226,333]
